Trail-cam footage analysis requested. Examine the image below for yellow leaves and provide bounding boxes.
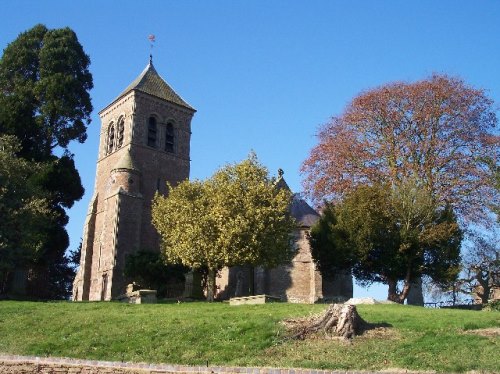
[151,154,295,271]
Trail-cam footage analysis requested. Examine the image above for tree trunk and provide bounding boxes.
[206,268,216,302]
[387,279,412,304]
[476,271,491,304]
[287,304,367,340]
[387,279,403,303]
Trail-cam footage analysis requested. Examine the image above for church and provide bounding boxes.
[72,59,352,303]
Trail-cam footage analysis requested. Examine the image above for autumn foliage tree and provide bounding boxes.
[303,75,498,301]
[302,74,499,223]
[152,154,295,301]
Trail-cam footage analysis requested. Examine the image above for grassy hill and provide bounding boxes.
[0,301,498,373]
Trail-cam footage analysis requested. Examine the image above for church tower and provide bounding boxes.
[73,59,196,301]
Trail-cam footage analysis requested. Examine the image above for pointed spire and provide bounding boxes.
[107,60,195,112]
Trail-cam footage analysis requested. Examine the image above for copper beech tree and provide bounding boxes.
[302,74,499,223]
[303,75,499,301]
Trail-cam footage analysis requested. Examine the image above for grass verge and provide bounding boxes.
[0,301,498,373]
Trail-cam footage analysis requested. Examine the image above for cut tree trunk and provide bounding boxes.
[287,304,367,340]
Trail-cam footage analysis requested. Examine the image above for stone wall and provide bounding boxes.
[216,229,352,304]
[0,355,419,374]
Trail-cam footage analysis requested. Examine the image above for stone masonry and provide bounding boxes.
[72,59,196,301]
[72,59,351,303]
[0,355,426,374]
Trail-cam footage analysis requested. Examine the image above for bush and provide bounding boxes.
[482,299,500,311]
[124,250,188,298]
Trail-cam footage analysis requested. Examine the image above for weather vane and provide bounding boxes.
[148,34,156,63]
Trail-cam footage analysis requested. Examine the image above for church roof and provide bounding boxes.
[290,193,320,228]
[112,60,195,112]
[275,175,292,192]
[275,171,320,228]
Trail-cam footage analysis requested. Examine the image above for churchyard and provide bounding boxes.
[0,301,498,373]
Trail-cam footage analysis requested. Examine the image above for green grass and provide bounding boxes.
[0,301,498,373]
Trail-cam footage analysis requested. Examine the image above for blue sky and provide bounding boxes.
[2,1,499,301]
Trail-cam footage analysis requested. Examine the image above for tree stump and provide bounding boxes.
[287,304,367,340]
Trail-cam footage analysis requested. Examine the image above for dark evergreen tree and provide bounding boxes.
[0,24,93,299]
[308,202,352,278]
[0,135,51,295]
[309,184,462,303]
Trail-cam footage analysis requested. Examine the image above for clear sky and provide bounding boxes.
[2,1,499,301]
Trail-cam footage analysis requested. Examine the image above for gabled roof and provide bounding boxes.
[290,193,320,228]
[275,171,320,228]
[275,175,292,192]
[108,60,195,112]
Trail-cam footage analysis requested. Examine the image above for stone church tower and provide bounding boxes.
[72,59,195,301]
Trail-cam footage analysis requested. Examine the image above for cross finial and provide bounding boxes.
[278,168,284,178]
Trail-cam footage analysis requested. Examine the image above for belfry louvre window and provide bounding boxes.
[165,123,174,152]
[116,117,124,148]
[147,116,157,147]
[107,124,115,154]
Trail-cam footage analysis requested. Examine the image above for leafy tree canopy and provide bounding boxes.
[0,24,93,160]
[152,153,295,301]
[302,74,499,224]
[0,135,52,294]
[0,24,92,299]
[309,183,462,303]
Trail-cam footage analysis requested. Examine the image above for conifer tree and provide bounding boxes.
[0,24,93,298]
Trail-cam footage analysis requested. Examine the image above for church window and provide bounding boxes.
[147,116,157,147]
[107,124,115,154]
[165,123,174,152]
[116,117,125,148]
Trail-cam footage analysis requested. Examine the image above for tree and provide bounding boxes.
[0,24,93,298]
[309,202,352,277]
[487,158,500,221]
[0,24,93,160]
[152,154,295,301]
[0,135,52,294]
[460,234,499,304]
[309,183,462,303]
[302,74,499,223]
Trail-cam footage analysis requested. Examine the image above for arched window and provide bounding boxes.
[107,124,115,154]
[116,117,124,148]
[147,116,157,147]
[165,123,174,153]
